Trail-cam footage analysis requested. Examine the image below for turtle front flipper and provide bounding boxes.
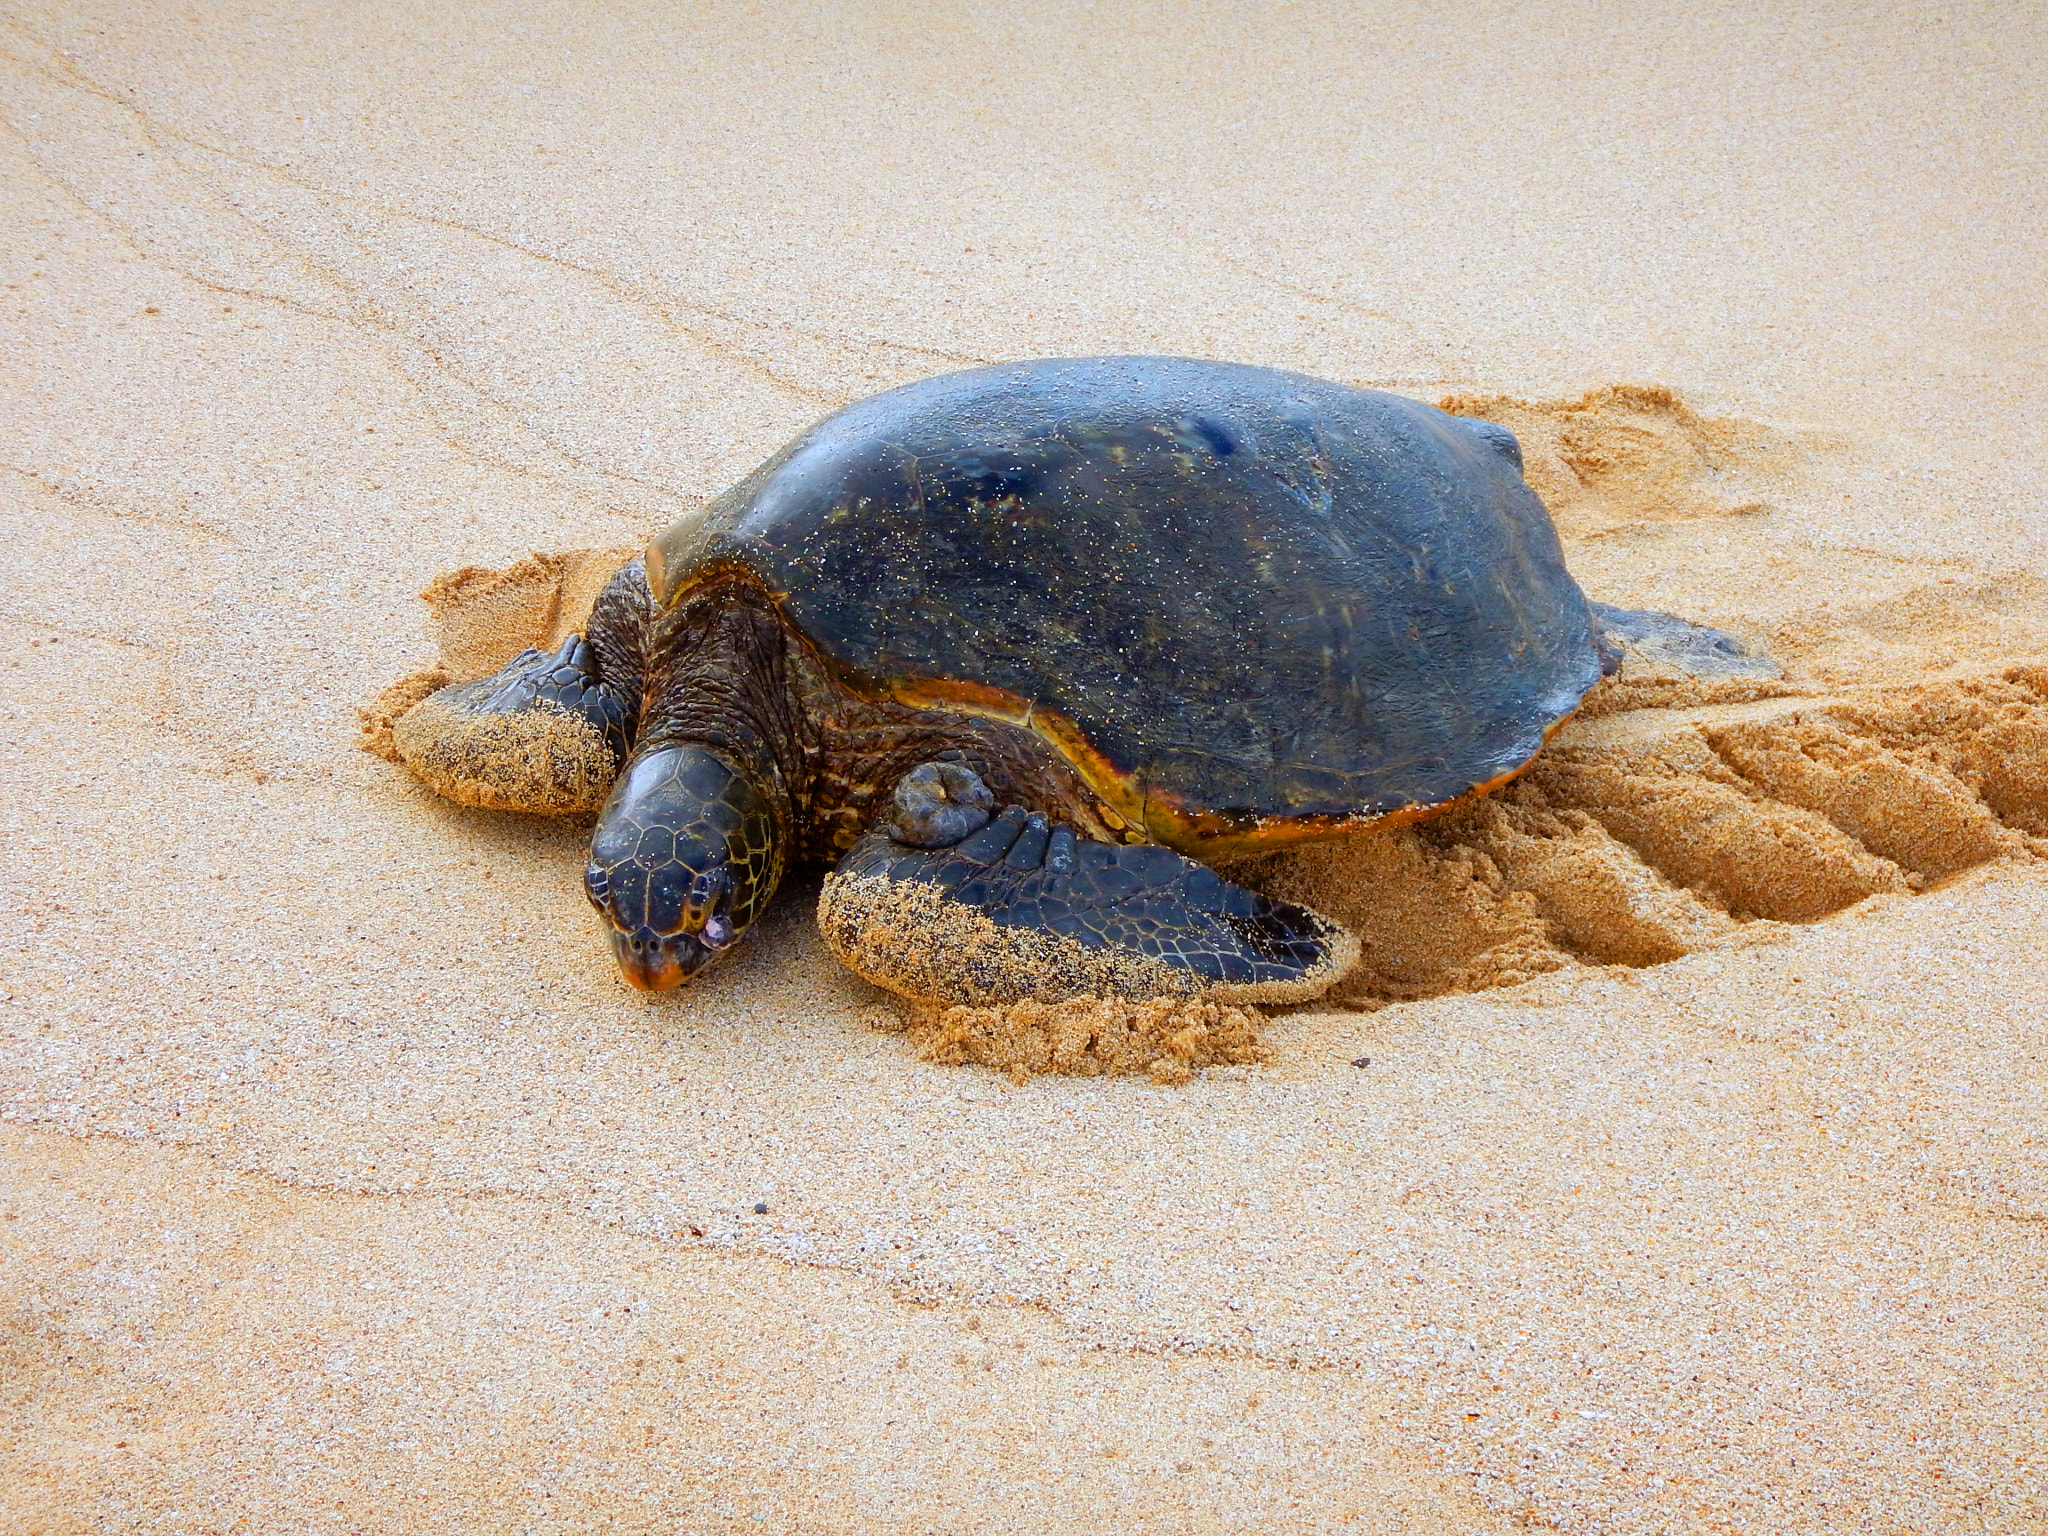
[394,558,651,814]
[393,633,634,813]
[818,770,1359,1008]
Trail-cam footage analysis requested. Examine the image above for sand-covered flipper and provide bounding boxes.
[817,766,1359,1007]
[393,559,651,814]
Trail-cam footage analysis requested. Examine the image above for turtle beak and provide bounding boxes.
[584,841,751,993]
[605,925,711,992]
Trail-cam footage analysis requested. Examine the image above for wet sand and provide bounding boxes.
[4,3,2045,1530]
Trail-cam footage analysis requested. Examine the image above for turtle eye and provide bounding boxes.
[682,866,732,929]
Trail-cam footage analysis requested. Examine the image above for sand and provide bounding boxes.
[3,2,2045,1530]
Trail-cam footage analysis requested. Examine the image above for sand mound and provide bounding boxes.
[420,548,645,679]
[871,997,1268,1084]
[1248,666,2048,1008]
[356,664,454,763]
[1763,568,2048,687]
[1438,383,1798,540]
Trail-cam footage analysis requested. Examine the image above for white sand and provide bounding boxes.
[4,3,2045,1530]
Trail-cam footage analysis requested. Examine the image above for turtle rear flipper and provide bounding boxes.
[819,796,1359,1008]
[1589,601,1781,681]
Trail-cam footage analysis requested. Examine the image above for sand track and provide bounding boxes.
[1259,666,2048,1006]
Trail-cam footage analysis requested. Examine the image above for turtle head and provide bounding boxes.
[583,746,785,991]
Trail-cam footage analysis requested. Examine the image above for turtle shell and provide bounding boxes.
[648,357,1602,854]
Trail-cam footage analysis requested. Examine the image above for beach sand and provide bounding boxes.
[4,3,2045,1529]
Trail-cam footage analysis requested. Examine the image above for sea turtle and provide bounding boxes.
[390,356,1764,1004]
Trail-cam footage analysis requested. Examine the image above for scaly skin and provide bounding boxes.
[570,567,800,989]
[542,565,1117,990]
[583,746,781,990]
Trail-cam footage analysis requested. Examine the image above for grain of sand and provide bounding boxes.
[4,4,2046,1531]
